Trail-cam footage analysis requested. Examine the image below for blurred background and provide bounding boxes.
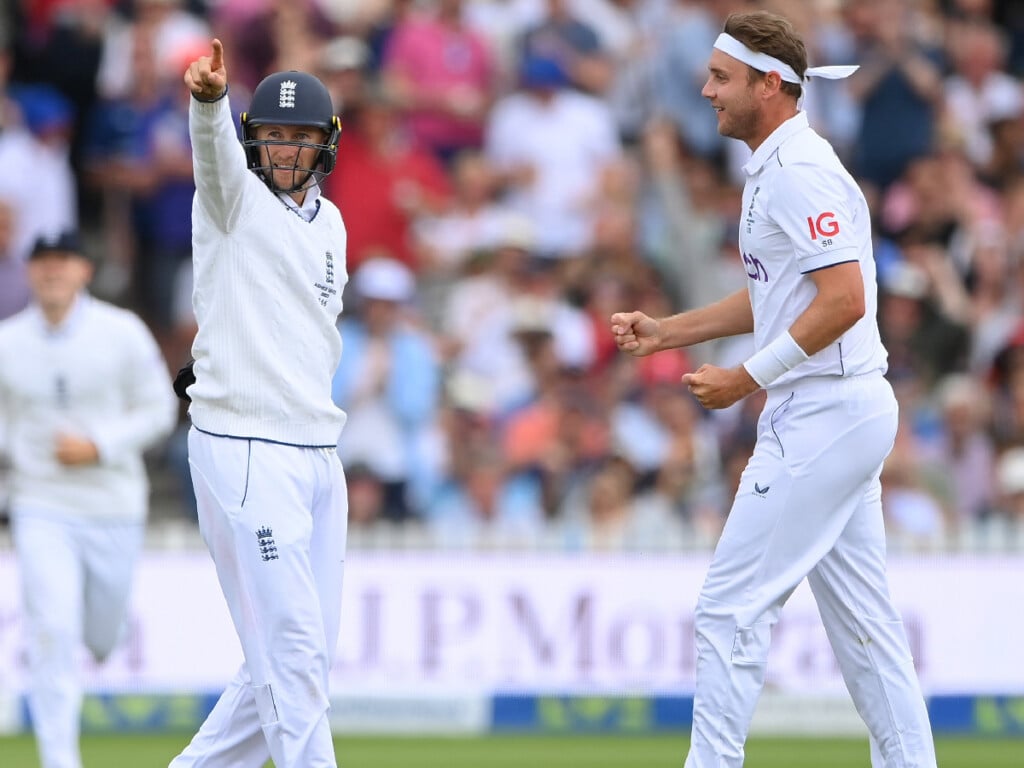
[0,0,1023,747]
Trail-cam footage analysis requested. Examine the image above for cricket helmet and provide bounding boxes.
[240,70,341,191]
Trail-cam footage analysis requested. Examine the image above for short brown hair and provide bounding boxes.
[724,11,807,100]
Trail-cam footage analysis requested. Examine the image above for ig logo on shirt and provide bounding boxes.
[807,211,839,246]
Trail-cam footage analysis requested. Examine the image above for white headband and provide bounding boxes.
[713,33,858,84]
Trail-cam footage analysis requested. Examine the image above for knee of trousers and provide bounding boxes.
[252,656,331,727]
[838,614,916,683]
[27,624,78,666]
[694,596,772,667]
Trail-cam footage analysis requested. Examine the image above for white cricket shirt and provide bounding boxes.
[187,95,348,446]
[0,294,177,522]
[485,90,620,255]
[738,111,887,387]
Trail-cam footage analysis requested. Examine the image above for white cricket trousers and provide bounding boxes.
[685,373,937,768]
[12,512,144,768]
[171,428,348,768]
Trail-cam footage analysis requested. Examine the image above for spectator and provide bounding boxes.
[441,217,539,380]
[650,0,723,160]
[519,0,613,96]
[942,19,1023,170]
[963,224,1022,375]
[983,107,1024,189]
[415,149,514,274]
[0,45,77,320]
[931,373,999,527]
[485,52,621,257]
[611,372,726,533]
[332,257,442,521]
[81,26,200,321]
[210,0,333,95]
[501,348,609,518]
[425,442,545,547]
[415,370,502,515]
[323,83,451,274]
[11,0,110,185]
[569,0,666,142]
[414,149,522,327]
[442,220,595,412]
[95,0,209,100]
[881,436,951,547]
[846,0,945,192]
[636,118,748,364]
[877,251,970,392]
[346,463,389,529]
[317,34,373,121]
[572,155,660,305]
[381,0,497,165]
[558,454,685,550]
[463,0,545,92]
[989,326,1024,449]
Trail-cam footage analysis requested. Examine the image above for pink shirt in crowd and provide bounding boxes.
[383,14,494,153]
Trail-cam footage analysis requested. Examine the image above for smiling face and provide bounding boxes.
[701,48,764,146]
[253,123,329,195]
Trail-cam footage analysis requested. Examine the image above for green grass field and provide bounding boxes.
[0,734,1020,767]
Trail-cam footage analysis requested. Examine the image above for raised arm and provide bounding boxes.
[184,39,251,232]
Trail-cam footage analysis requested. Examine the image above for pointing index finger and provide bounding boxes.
[211,38,224,70]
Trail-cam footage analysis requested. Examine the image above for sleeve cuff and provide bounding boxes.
[191,84,229,104]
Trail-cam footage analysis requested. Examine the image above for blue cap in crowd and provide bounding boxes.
[520,55,569,90]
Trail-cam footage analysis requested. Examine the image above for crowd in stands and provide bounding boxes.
[4,0,1024,550]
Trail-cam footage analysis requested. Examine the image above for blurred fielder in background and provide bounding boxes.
[174,38,350,768]
[611,11,938,768]
[0,231,176,768]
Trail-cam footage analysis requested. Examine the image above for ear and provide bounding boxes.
[762,71,784,97]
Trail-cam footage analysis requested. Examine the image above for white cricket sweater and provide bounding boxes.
[0,295,177,522]
[187,94,348,446]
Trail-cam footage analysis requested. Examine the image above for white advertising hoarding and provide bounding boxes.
[0,552,1020,697]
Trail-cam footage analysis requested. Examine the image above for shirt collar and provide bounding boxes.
[30,291,90,336]
[742,111,810,176]
[279,183,322,222]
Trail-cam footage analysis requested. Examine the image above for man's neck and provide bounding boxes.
[746,105,800,152]
[40,301,75,328]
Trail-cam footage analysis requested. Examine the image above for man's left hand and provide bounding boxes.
[682,364,760,410]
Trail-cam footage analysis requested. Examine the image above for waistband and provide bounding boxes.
[765,371,889,406]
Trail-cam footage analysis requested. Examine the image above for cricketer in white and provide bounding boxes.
[611,11,938,768]
[172,40,350,768]
[0,232,177,768]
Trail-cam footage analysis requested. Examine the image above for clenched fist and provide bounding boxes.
[609,311,663,357]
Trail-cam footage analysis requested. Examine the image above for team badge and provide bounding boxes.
[278,80,297,109]
[256,526,279,561]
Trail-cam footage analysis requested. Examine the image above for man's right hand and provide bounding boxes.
[184,38,227,101]
[610,311,663,357]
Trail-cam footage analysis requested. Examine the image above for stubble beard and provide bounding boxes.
[721,104,759,144]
